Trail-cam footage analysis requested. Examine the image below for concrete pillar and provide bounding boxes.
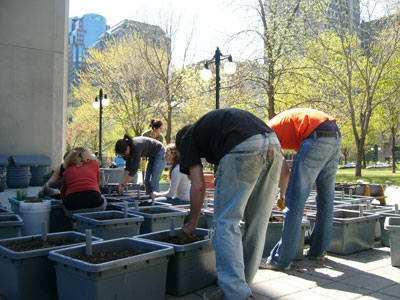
[0,0,68,170]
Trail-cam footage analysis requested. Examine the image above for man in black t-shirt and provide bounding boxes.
[176,108,283,300]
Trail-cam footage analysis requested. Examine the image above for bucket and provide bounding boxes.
[19,200,51,235]
[30,166,49,186]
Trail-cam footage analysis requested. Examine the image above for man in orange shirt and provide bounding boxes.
[260,108,342,270]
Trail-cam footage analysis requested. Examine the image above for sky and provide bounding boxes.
[69,0,249,64]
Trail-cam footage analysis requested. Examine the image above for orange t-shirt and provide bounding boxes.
[267,108,336,152]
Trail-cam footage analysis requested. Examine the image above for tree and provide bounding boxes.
[230,0,315,119]
[301,1,400,176]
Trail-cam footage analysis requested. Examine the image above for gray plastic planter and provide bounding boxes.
[308,209,379,255]
[73,210,144,240]
[138,228,217,296]
[263,211,310,259]
[0,231,101,300]
[173,204,213,229]
[379,210,400,246]
[129,206,188,234]
[0,213,23,239]
[384,217,400,267]
[48,238,174,300]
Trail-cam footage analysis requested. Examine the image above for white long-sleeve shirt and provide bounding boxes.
[158,164,190,201]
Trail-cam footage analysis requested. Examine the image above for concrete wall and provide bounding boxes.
[0,0,68,170]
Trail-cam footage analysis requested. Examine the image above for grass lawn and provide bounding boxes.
[336,168,400,186]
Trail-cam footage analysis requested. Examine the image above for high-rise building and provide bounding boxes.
[68,14,108,92]
[92,19,169,52]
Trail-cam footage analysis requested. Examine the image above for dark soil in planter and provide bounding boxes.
[24,198,43,203]
[4,237,85,252]
[76,249,151,264]
[92,216,124,220]
[0,216,18,222]
[157,235,204,245]
[269,216,284,222]
[140,208,175,214]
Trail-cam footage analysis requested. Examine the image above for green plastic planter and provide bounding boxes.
[73,210,144,240]
[48,238,174,300]
[0,231,101,300]
[384,217,400,267]
[263,211,309,259]
[138,228,217,296]
[0,213,23,239]
[308,209,379,255]
[129,206,188,234]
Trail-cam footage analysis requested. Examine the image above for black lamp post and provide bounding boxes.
[92,88,109,166]
[200,47,236,109]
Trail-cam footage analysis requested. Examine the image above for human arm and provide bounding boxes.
[182,164,205,238]
[44,165,61,188]
[279,158,290,199]
[118,170,134,194]
[152,167,179,198]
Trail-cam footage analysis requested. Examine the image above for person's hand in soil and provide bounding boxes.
[182,221,197,238]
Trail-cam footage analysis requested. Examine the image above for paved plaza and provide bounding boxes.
[1,186,399,299]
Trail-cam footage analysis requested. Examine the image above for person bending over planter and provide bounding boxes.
[176,108,283,300]
[60,147,106,219]
[151,143,190,202]
[260,108,341,271]
[115,134,166,195]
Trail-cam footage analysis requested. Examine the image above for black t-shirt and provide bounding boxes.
[179,108,273,175]
[125,136,164,177]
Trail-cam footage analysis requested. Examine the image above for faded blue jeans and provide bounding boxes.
[268,135,341,269]
[213,132,282,300]
[145,148,166,194]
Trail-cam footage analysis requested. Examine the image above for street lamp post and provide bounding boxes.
[92,88,109,166]
[200,47,236,109]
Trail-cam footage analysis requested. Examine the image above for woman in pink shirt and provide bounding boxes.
[61,147,106,218]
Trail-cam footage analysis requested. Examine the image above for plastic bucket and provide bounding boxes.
[19,201,51,235]
[6,166,31,188]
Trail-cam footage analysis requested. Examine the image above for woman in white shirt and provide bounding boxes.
[151,143,190,202]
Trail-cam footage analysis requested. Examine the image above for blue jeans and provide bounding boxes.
[145,148,166,194]
[268,135,341,269]
[213,133,282,299]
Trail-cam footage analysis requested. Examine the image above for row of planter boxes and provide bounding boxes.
[0,226,216,300]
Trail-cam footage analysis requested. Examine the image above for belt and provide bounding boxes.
[307,131,339,139]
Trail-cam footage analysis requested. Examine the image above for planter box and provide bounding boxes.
[49,200,72,233]
[0,231,101,300]
[384,217,400,267]
[129,206,188,234]
[0,213,23,239]
[73,211,144,240]
[159,182,170,192]
[263,212,310,259]
[48,238,174,300]
[108,200,171,211]
[0,206,10,214]
[307,210,379,255]
[138,228,217,296]
[379,210,400,246]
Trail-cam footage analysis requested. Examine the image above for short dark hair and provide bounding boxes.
[175,125,192,152]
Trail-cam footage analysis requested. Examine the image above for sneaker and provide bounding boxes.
[308,251,327,261]
[259,258,291,271]
[203,288,224,300]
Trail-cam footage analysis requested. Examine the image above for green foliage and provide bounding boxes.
[16,189,27,201]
